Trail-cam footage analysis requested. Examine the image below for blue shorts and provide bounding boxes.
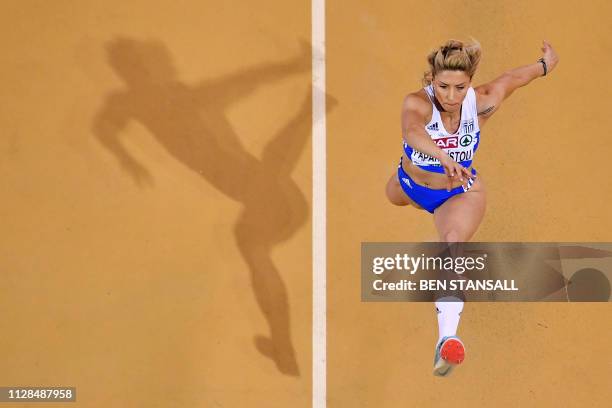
[397,157,477,214]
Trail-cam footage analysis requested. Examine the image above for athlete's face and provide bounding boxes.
[432,70,471,112]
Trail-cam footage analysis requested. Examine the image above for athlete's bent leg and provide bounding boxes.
[385,172,424,209]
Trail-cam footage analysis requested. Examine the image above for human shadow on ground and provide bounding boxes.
[93,36,336,376]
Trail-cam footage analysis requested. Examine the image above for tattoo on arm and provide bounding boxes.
[478,105,496,117]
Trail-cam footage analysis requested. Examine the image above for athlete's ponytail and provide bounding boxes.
[422,38,482,86]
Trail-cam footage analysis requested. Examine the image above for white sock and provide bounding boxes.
[435,297,464,343]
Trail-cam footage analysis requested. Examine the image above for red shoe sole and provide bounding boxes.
[440,339,465,364]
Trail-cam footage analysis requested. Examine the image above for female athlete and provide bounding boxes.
[385,38,559,376]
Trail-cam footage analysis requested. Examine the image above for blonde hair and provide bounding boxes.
[422,38,482,86]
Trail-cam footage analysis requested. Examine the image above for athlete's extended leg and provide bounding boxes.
[431,176,486,376]
[433,176,487,242]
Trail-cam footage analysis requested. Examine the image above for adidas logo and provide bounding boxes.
[402,177,412,188]
[427,122,439,131]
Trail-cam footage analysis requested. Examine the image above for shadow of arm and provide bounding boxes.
[93,96,153,186]
[194,42,310,107]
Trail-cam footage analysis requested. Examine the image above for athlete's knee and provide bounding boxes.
[386,193,406,206]
[385,177,407,206]
[442,229,462,243]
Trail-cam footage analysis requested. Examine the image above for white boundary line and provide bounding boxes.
[312,0,326,407]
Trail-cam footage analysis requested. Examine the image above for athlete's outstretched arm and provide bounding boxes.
[402,95,443,160]
[475,41,559,118]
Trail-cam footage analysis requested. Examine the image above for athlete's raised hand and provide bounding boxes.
[540,41,559,74]
[439,154,473,192]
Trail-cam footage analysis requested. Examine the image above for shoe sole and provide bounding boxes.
[433,338,465,377]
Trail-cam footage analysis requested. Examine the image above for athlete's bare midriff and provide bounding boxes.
[401,152,475,190]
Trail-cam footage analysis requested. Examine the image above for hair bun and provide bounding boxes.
[443,40,463,52]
